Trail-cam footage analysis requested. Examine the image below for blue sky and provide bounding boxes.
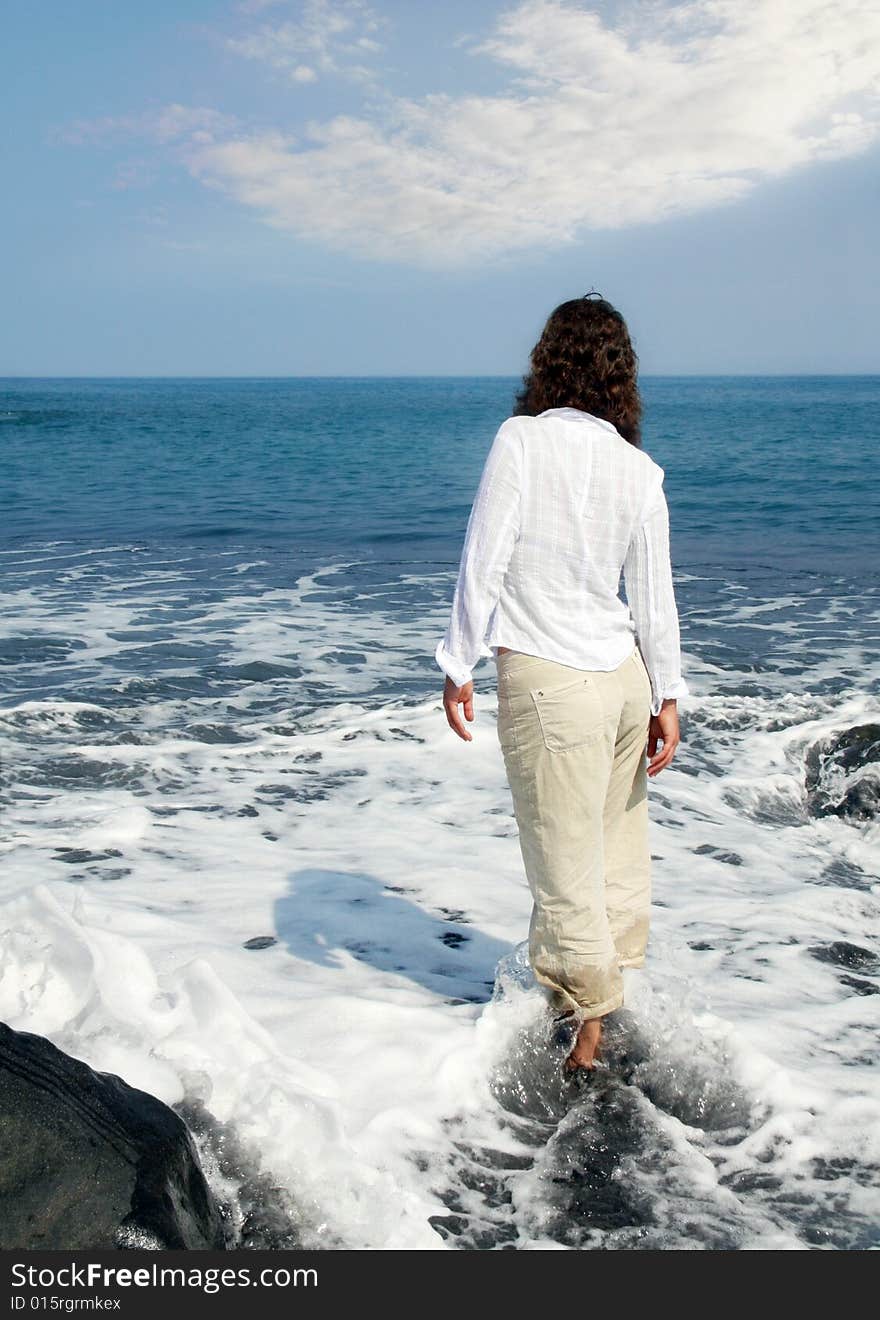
[4,0,879,376]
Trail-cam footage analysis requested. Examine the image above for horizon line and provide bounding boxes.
[2,371,879,381]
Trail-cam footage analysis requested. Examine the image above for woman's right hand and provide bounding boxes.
[647,699,680,777]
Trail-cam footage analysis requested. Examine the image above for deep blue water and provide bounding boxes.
[2,376,879,574]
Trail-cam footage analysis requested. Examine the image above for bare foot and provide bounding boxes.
[564,1016,603,1072]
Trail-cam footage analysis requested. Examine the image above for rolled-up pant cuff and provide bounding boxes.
[546,983,625,1019]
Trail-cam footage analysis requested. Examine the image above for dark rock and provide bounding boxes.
[243,935,278,950]
[0,1022,228,1250]
[174,1098,305,1249]
[804,723,880,821]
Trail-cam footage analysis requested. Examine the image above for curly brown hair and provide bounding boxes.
[514,294,642,447]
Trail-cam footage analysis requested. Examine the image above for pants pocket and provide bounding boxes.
[528,673,606,752]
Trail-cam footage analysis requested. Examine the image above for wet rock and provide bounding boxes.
[174,1098,306,1249]
[0,1022,228,1250]
[805,723,880,821]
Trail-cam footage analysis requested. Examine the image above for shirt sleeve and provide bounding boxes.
[623,468,690,716]
[435,420,523,687]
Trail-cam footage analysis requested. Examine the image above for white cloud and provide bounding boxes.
[226,0,386,85]
[66,1,880,266]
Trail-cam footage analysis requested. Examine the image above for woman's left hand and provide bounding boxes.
[443,677,475,742]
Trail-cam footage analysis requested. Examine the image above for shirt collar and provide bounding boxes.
[537,406,620,435]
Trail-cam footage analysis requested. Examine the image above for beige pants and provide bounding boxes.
[495,645,652,1018]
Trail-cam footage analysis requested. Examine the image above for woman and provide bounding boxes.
[435,294,688,1073]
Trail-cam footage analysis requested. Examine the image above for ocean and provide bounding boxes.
[1,375,878,1250]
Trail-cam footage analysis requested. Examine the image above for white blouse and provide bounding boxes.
[434,406,689,716]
